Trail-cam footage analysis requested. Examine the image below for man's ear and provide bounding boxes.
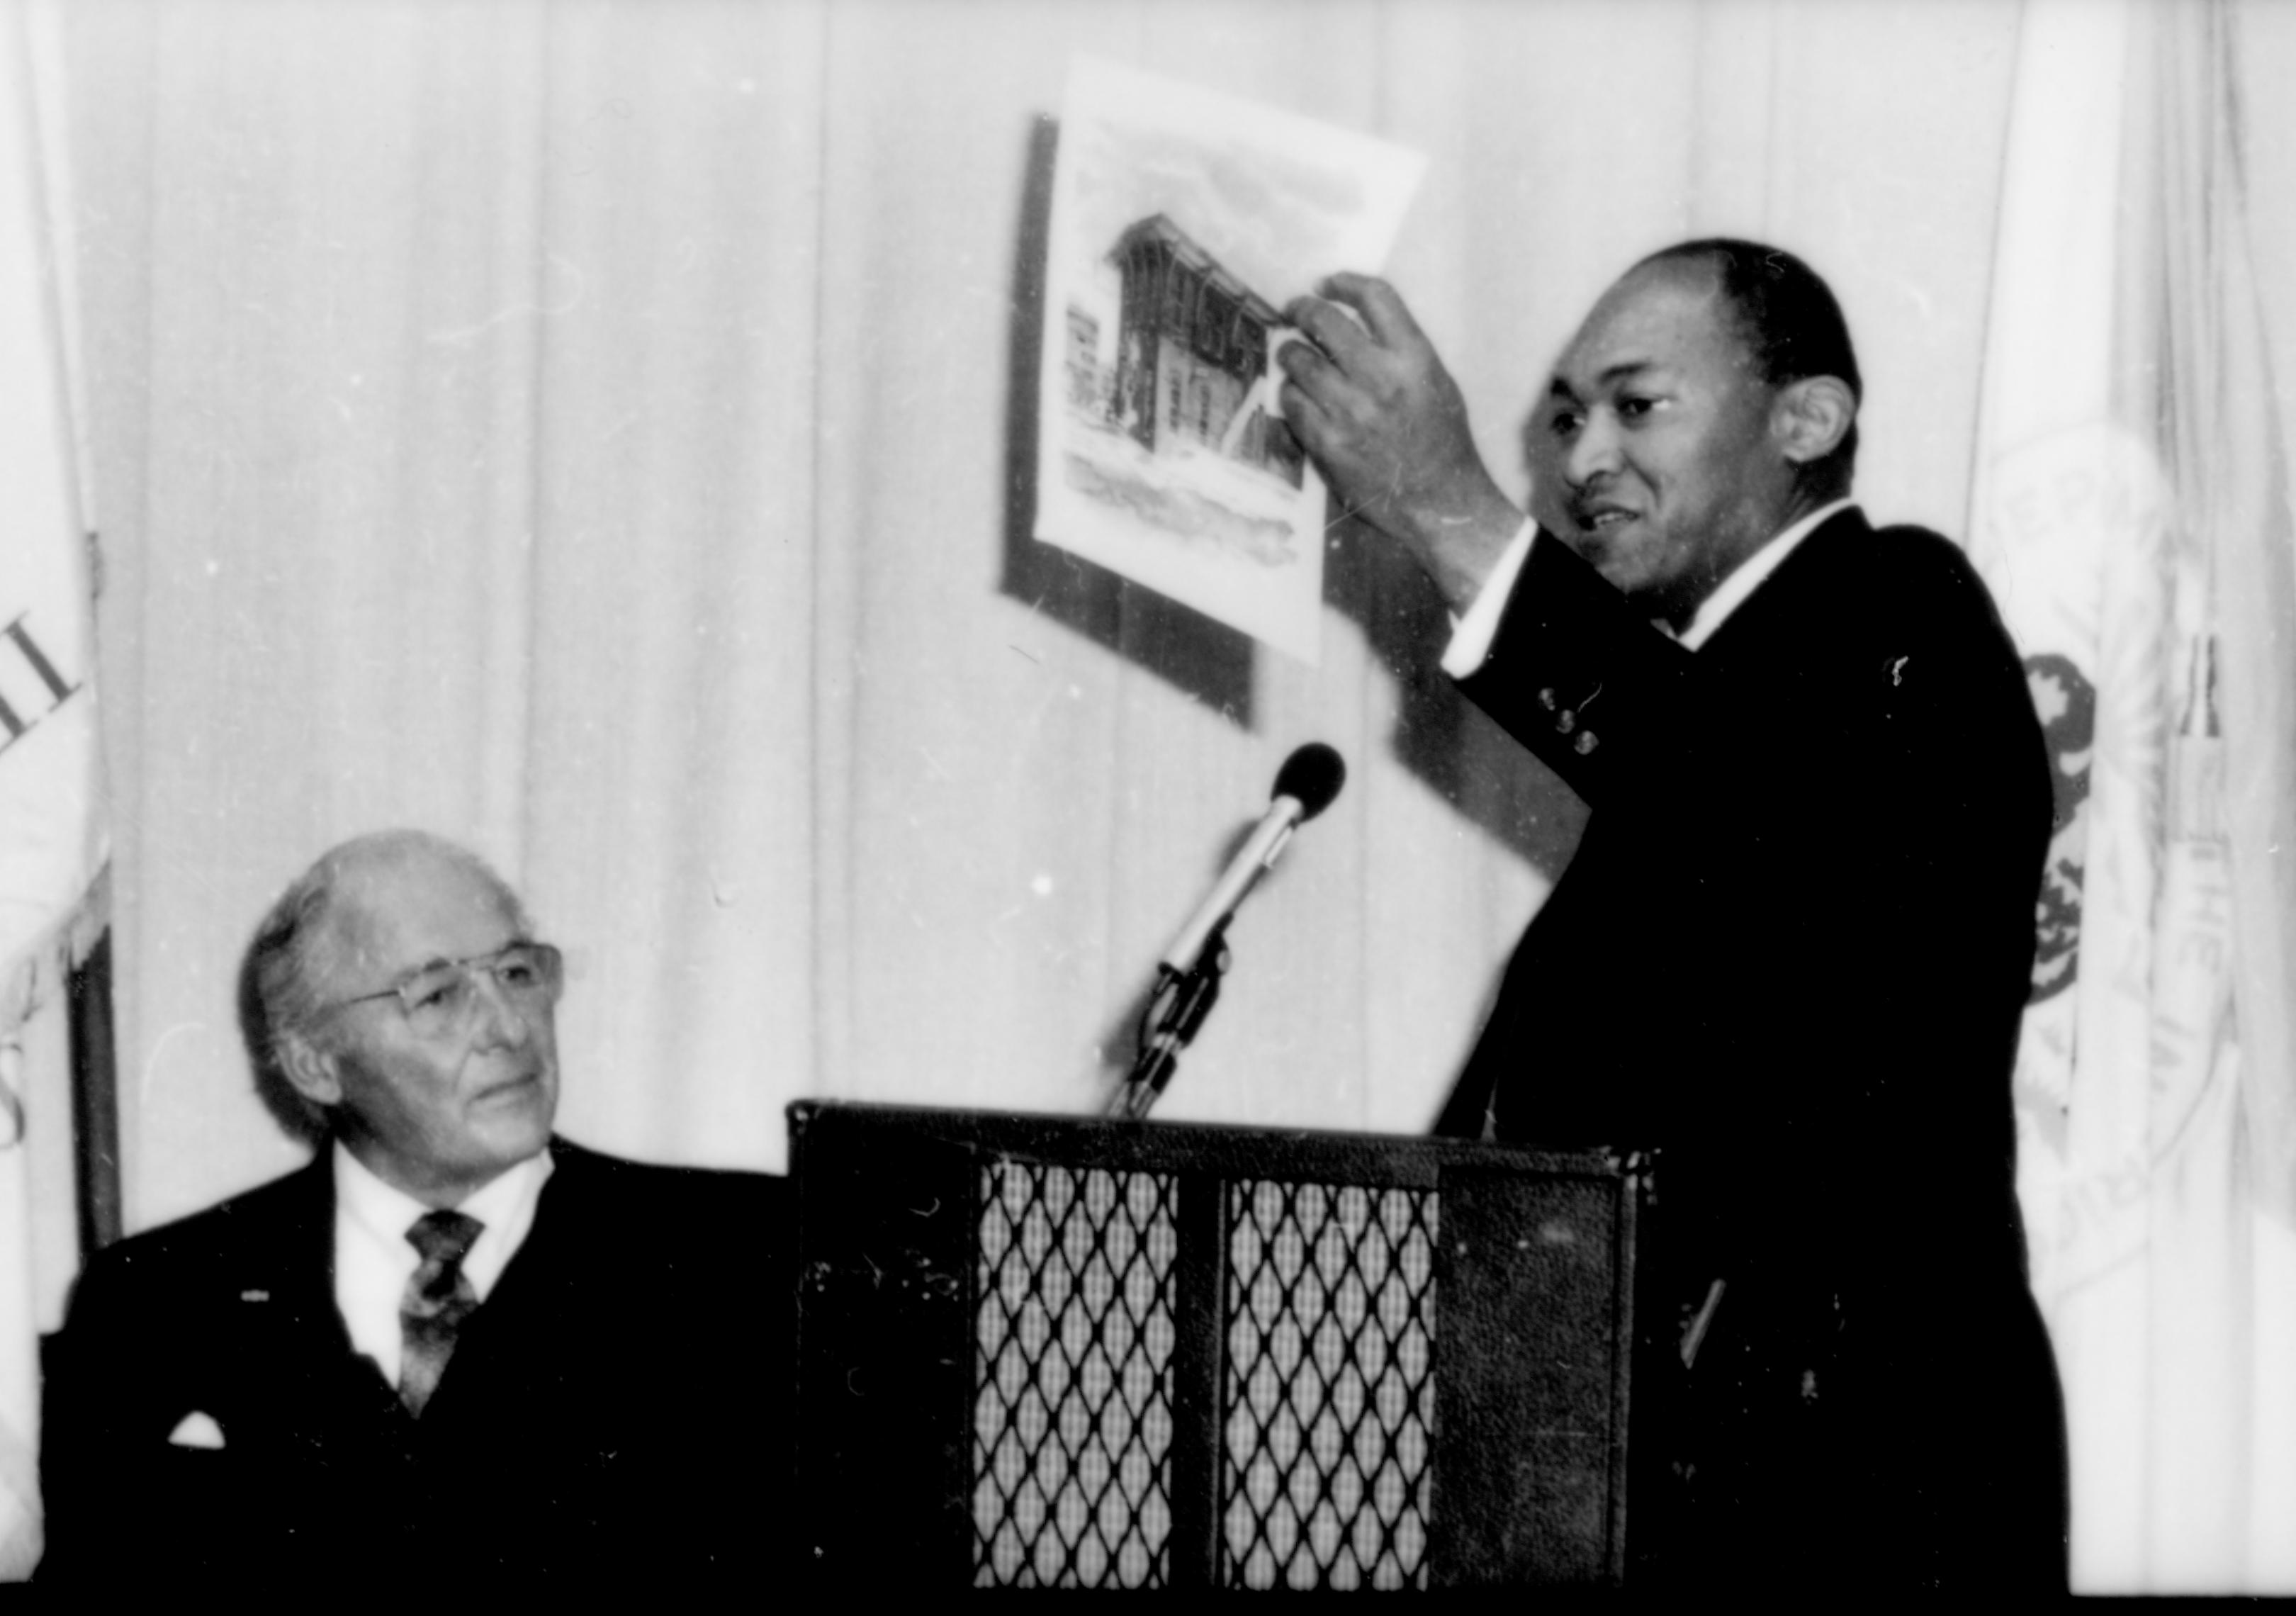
[1773,375,1855,466]
[278,1031,344,1108]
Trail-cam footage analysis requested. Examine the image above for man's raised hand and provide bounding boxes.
[1277,274,1524,614]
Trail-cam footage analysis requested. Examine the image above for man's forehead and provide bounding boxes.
[1550,260,1746,390]
[319,846,519,976]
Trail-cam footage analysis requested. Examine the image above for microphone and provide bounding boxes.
[1159,742,1346,977]
[1113,743,1347,1121]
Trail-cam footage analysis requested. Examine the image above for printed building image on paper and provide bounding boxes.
[1063,214,1305,568]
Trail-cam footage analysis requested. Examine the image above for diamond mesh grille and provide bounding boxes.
[1221,1180,1439,1589]
[972,1162,1181,1587]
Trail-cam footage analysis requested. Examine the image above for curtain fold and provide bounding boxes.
[520,0,831,1165]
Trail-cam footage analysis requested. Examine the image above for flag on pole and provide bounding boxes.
[1963,12,2155,1583]
[1970,0,2296,1592]
[0,0,102,1580]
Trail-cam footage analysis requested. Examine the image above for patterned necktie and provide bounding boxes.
[399,1208,483,1417]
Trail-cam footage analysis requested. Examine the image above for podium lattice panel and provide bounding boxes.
[972,1162,1181,1587]
[1222,1181,1439,1589]
[793,1104,1641,1589]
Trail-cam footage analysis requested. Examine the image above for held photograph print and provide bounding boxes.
[1034,56,1424,666]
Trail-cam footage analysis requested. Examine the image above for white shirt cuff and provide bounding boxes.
[1439,518,1539,677]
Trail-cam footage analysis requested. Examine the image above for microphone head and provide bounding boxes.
[1272,742,1346,821]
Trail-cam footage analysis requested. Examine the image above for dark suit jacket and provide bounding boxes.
[38,1137,791,1587]
[1447,509,2066,1590]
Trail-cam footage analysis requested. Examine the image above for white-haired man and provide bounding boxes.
[41,829,789,1586]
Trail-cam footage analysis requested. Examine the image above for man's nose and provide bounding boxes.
[1565,412,1622,488]
[466,969,532,1049]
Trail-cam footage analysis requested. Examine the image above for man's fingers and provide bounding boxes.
[1275,371,1334,449]
[1275,330,1355,417]
[1317,271,1429,355]
[1281,293,1373,371]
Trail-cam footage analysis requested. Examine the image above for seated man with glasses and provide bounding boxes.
[40,829,789,1586]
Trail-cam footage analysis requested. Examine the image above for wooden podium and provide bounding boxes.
[788,1103,1651,1589]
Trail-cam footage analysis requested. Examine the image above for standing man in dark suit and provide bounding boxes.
[1277,240,2066,1591]
[40,829,788,1586]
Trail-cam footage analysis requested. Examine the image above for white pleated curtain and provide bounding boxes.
[62,0,2021,1222]
[36,0,2296,1590]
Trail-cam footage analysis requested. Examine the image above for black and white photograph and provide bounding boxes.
[1035,55,1422,664]
[0,0,2292,1596]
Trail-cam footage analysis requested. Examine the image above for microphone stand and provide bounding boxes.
[1109,919,1231,1122]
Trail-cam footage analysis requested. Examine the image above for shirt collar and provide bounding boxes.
[333,1139,553,1256]
[330,1140,553,1383]
[1674,498,1856,651]
[334,1140,433,1255]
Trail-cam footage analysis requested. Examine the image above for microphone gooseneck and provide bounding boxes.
[1114,743,1349,1121]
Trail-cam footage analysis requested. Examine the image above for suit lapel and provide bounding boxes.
[1692,507,1869,668]
[417,1140,600,1423]
[200,1154,409,1459]
[462,1136,596,1321]
[235,1152,355,1360]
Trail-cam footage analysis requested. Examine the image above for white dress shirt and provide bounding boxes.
[1441,498,1857,674]
[332,1142,553,1387]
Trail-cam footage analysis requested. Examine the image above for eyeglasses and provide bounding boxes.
[326,941,564,1040]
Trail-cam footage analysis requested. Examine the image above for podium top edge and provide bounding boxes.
[784,1099,1640,1188]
